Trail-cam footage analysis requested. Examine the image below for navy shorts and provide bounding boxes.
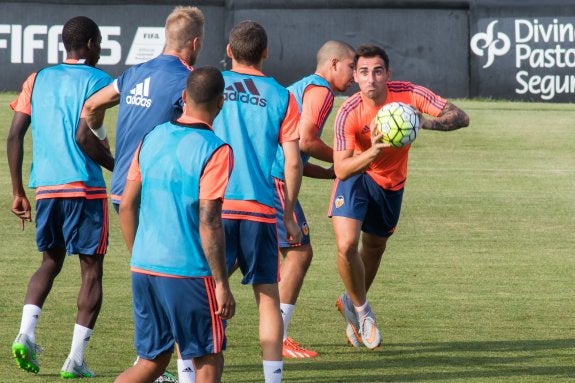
[328,173,403,238]
[223,219,279,285]
[273,177,310,248]
[132,273,226,360]
[35,198,108,255]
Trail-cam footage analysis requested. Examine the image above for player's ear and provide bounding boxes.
[226,44,233,59]
[212,95,224,119]
[262,47,269,60]
[87,38,97,53]
[191,36,202,53]
[85,37,101,66]
[182,90,188,110]
[330,58,339,70]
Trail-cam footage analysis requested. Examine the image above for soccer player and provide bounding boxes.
[212,21,302,383]
[83,5,203,212]
[270,40,355,358]
[115,66,235,383]
[7,16,113,378]
[83,6,204,382]
[330,44,469,349]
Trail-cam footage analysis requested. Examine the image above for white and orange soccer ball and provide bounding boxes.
[372,102,420,148]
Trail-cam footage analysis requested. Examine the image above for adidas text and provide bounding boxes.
[125,95,152,108]
[224,91,267,107]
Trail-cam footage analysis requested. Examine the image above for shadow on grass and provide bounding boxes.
[226,338,575,382]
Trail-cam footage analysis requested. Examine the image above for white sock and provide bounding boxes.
[177,358,195,383]
[68,323,93,363]
[354,300,370,317]
[279,303,294,341]
[263,360,283,383]
[19,304,41,343]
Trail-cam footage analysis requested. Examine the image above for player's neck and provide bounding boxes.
[163,49,194,65]
[183,111,214,125]
[232,62,264,75]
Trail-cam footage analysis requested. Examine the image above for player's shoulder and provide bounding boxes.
[118,61,146,82]
[225,69,284,84]
[89,65,113,81]
[340,92,363,110]
[123,54,186,74]
[387,80,416,93]
[158,54,193,73]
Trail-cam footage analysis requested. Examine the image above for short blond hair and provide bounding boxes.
[165,6,204,50]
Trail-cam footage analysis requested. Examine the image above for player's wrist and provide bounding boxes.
[90,125,107,140]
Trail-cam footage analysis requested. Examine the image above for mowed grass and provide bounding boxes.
[0,95,574,382]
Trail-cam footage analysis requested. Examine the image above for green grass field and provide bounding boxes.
[0,95,574,382]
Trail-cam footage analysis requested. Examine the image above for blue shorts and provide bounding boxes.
[328,173,403,238]
[35,198,108,255]
[273,177,310,248]
[132,273,226,360]
[223,219,279,285]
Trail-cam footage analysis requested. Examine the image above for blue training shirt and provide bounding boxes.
[29,63,112,188]
[111,54,192,205]
[131,121,228,277]
[212,70,290,208]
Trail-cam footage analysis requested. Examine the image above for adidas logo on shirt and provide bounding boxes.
[224,78,267,107]
[126,77,152,108]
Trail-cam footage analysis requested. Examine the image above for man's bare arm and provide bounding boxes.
[420,101,470,131]
[76,118,114,171]
[199,199,235,320]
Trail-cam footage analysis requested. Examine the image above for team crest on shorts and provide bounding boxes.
[302,222,309,236]
[335,196,345,208]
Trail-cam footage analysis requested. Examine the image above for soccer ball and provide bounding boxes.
[372,102,420,148]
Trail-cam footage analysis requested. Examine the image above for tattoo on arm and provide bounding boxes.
[199,200,227,283]
[422,102,470,131]
[200,202,222,229]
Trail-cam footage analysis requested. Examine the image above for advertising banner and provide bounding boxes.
[0,2,224,91]
[470,0,575,102]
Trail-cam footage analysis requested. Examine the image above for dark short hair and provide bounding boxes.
[62,16,100,52]
[355,45,390,70]
[228,20,267,65]
[186,66,224,104]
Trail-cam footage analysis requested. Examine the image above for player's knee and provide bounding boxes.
[301,248,313,269]
[40,250,66,276]
[194,352,224,375]
[293,244,313,268]
[363,236,388,256]
[337,241,359,260]
[39,261,63,278]
[80,258,104,280]
[80,271,104,292]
